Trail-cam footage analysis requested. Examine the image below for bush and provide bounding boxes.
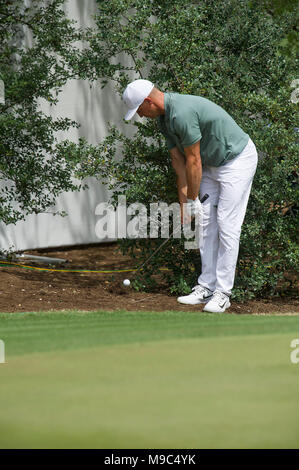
[72,0,298,300]
[0,0,87,226]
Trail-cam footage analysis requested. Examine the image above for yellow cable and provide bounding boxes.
[0,260,170,273]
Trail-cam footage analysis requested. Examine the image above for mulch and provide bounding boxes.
[0,243,298,314]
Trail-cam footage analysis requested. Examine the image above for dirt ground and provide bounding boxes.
[0,243,298,314]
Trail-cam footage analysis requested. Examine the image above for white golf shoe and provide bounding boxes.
[203,290,231,313]
[177,285,213,305]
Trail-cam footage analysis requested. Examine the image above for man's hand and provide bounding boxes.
[186,196,202,218]
[181,196,202,226]
[181,205,192,226]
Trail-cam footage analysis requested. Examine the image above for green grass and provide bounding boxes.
[0,310,299,448]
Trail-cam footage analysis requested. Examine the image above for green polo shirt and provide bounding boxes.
[157,93,249,167]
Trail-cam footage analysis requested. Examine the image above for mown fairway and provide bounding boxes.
[0,310,299,449]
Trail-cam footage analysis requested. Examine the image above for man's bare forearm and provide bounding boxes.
[184,141,202,200]
[176,174,187,210]
[170,147,189,222]
[170,147,187,203]
[185,157,202,200]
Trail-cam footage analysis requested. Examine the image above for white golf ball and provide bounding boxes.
[123,279,130,287]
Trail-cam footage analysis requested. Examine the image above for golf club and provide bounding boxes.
[123,193,209,286]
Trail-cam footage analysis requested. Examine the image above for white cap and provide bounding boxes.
[122,79,154,120]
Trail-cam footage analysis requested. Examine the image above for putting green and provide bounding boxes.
[0,310,298,448]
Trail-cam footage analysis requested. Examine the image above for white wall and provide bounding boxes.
[0,0,135,252]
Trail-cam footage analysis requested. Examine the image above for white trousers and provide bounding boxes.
[198,138,258,295]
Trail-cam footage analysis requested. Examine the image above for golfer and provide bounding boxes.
[122,79,258,313]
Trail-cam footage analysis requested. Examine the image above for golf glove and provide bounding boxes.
[186,197,202,218]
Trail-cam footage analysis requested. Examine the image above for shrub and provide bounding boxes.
[72,0,298,300]
[0,0,87,226]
